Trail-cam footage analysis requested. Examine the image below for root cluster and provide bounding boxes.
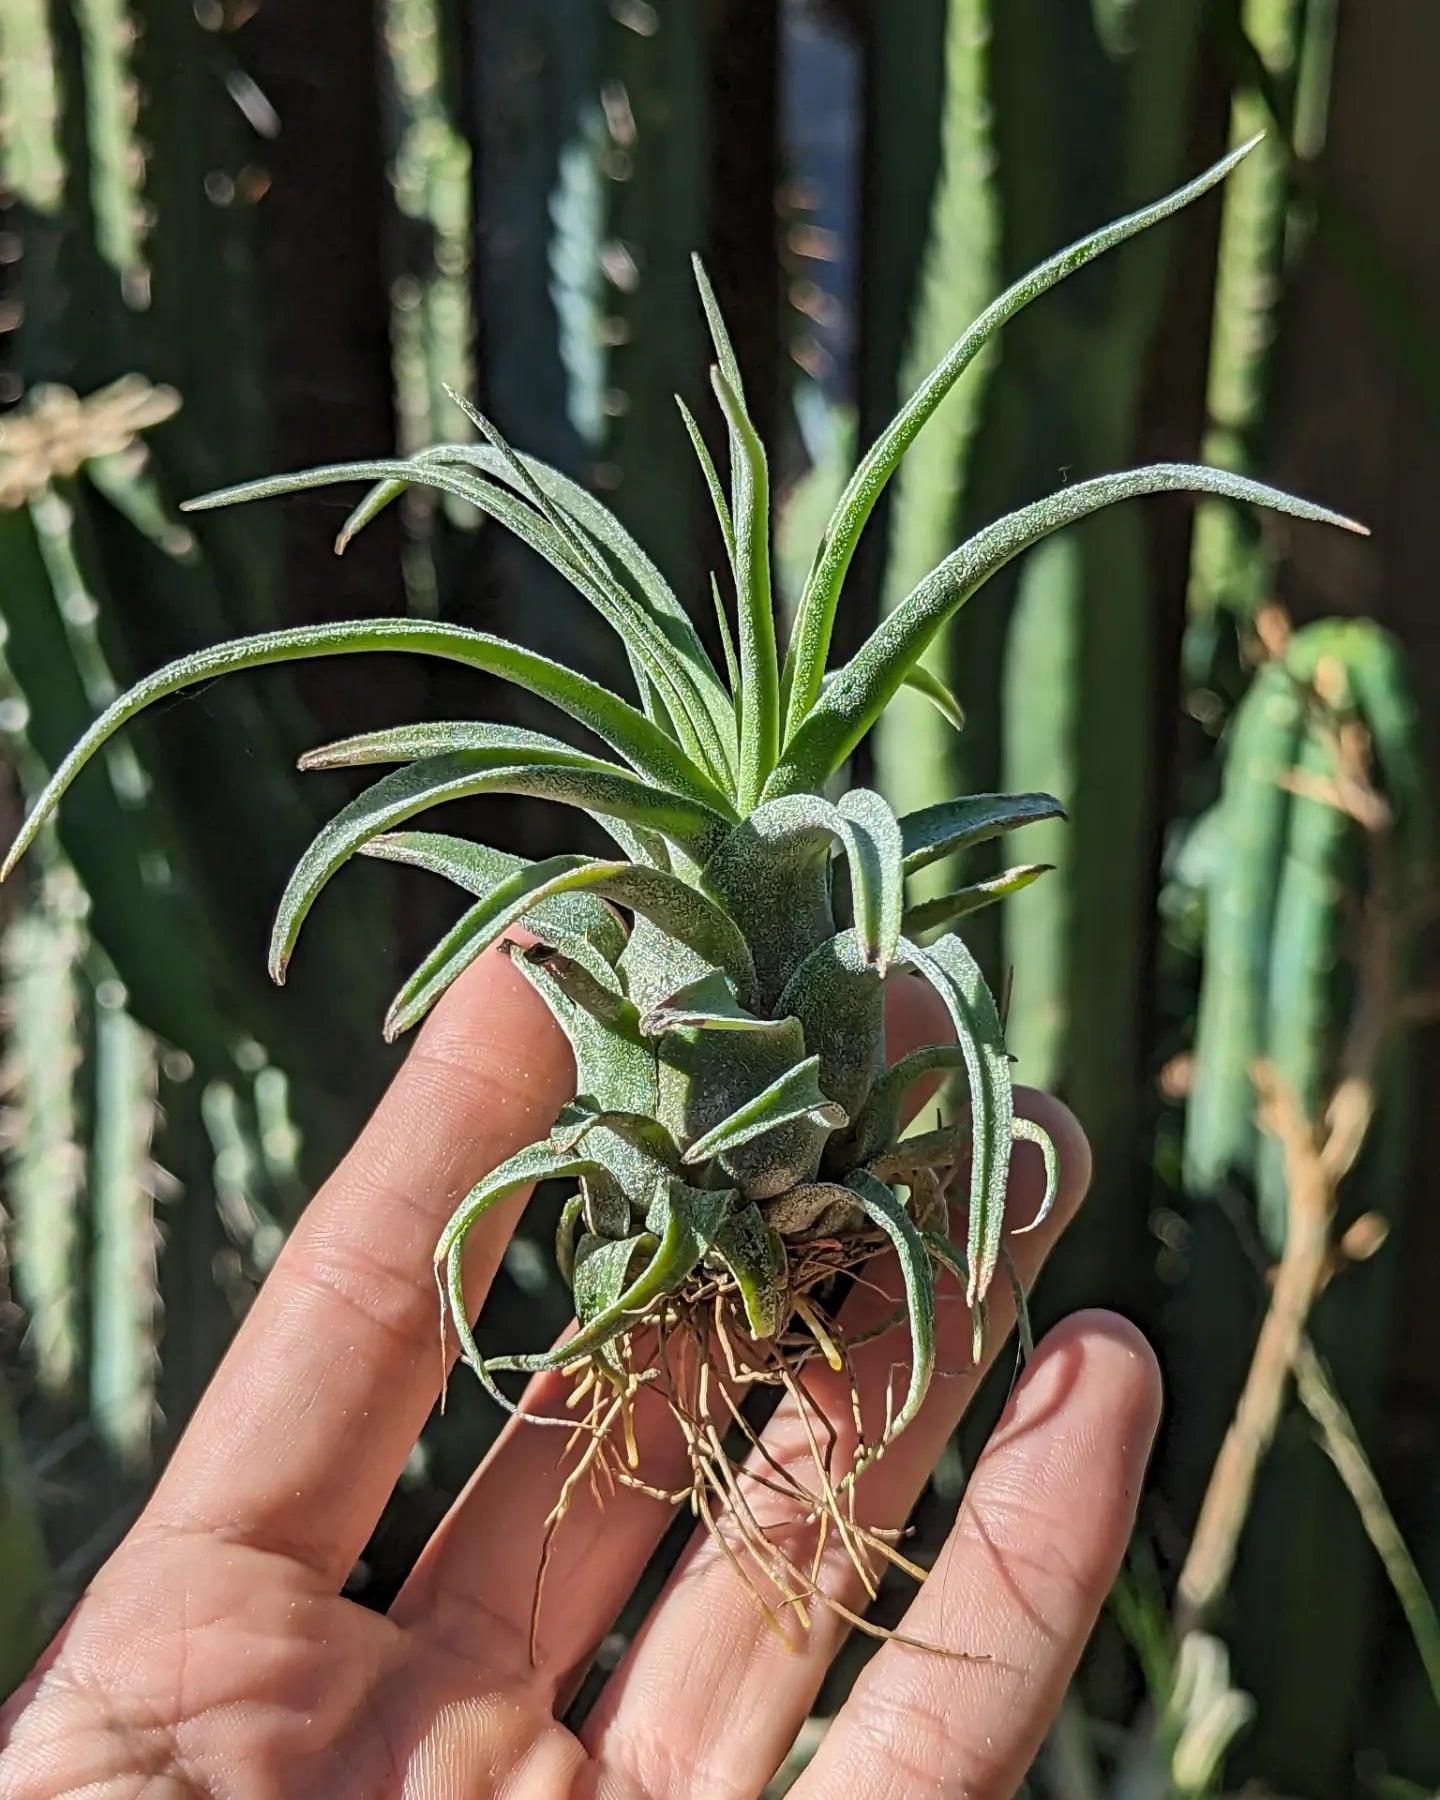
[524,1231,952,1663]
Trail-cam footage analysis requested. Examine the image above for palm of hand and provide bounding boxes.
[2,951,1158,1800]
[10,1533,594,1798]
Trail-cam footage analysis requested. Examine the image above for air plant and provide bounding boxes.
[3,140,1362,1623]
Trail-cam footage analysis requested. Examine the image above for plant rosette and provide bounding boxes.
[4,138,1363,1643]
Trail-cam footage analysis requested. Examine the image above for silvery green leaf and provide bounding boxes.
[298,718,608,771]
[656,1014,828,1201]
[572,1231,655,1370]
[416,429,717,676]
[436,1140,609,1266]
[701,795,841,1007]
[763,1182,856,1238]
[845,1170,936,1444]
[188,454,734,791]
[681,1053,845,1167]
[0,618,728,881]
[691,254,746,401]
[270,752,728,988]
[386,854,758,1038]
[639,969,792,1037]
[900,792,1066,876]
[902,863,1053,937]
[555,1192,586,1287]
[414,431,741,783]
[866,1121,972,1188]
[840,1042,969,1167]
[822,662,965,734]
[898,932,1013,1316]
[711,365,780,814]
[710,571,742,697]
[899,663,965,732]
[573,1231,651,1315]
[712,1204,788,1339]
[1010,1115,1060,1236]
[922,1229,969,1291]
[437,1137,618,1416]
[360,831,626,990]
[769,465,1365,799]
[549,1107,677,1169]
[836,788,904,971]
[677,396,737,572]
[776,929,886,1126]
[439,397,737,782]
[779,139,1265,738]
[487,1178,736,1373]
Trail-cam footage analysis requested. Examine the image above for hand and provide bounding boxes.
[1,944,1159,1800]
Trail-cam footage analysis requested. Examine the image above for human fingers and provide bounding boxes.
[390,973,952,1682]
[793,1312,1161,1799]
[135,943,574,1587]
[581,1091,1089,1800]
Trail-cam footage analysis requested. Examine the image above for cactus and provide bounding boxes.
[1174,619,1429,1794]
[1182,657,1306,1204]
[0,0,392,1595]
[871,0,996,863]
[468,0,707,688]
[383,0,478,613]
[0,851,87,1401]
[86,982,156,1464]
[1186,0,1314,626]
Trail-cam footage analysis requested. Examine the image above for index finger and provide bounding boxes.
[135,943,574,1586]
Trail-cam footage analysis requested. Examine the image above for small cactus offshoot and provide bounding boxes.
[3,140,1364,1632]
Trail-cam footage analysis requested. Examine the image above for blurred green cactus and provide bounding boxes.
[0,0,391,1591]
[1175,617,1430,1792]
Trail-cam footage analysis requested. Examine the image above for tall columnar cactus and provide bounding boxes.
[870,0,996,861]
[469,0,708,709]
[1,852,87,1402]
[382,0,477,614]
[0,0,396,1577]
[1176,618,1428,1793]
[5,150,1361,1596]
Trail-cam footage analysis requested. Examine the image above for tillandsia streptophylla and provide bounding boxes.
[4,140,1363,1606]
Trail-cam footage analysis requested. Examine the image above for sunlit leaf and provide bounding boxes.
[188,455,734,789]
[845,1170,936,1444]
[779,138,1264,737]
[769,465,1365,798]
[386,854,758,1038]
[711,366,780,814]
[900,791,1066,875]
[682,1054,845,1166]
[271,751,729,985]
[902,863,1052,936]
[1,620,731,881]
[899,931,1014,1318]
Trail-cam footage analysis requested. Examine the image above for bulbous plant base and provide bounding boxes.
[462,1218,988,1664]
